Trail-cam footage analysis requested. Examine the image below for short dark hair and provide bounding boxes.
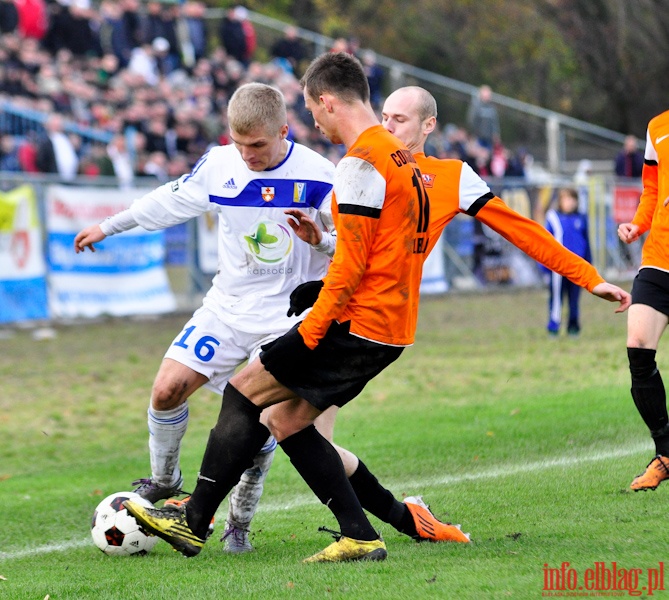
[300,52,370,104]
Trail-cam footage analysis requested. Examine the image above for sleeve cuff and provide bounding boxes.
[313,231,336,258]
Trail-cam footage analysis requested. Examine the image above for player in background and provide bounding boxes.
[123,51,435,563]
[74,82,337,553]
[619,109,669,491]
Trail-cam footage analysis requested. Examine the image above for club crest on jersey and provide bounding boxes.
[261,187,275,202]
[293,182,306,203]
[421,173,436,188]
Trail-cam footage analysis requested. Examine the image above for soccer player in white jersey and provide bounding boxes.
[74,83,337,552]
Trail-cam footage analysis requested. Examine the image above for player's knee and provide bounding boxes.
[151,378,188,411]
[334,444,359,477]
[627,346,658,381]
[266,413,305,443]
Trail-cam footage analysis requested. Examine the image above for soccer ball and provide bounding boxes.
[91,491,159,556]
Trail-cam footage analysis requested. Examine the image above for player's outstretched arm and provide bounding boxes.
[591,282,632,313]
[617,222,641,244]
[284,208,323,245]
[74,225,106,253]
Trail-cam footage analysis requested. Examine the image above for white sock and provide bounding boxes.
[226,437,276,530]
[147,402,189,488]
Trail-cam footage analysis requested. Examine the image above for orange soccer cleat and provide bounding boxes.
[404,496,471,543]
[630,454,669,491]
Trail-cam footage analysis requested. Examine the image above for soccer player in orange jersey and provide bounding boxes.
[619,109,669,491]
[381,86,630,303]
[305,86,632,531]
[124,53,435,563]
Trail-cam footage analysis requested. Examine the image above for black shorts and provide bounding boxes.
[259,320,404,411]
[631,268,669,316]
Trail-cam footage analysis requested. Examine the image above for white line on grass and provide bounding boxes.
[0,441,650,561]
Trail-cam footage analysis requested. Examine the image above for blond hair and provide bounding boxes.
[227,83,287,135]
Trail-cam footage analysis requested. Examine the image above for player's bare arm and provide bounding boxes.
[591,282,631,313]
[74,224,106,253]
[285,208,323,245]
[617,222,641,244]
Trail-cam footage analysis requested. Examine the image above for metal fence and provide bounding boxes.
[0,101,113,146]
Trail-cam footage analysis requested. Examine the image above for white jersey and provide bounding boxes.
[124,141,335,334]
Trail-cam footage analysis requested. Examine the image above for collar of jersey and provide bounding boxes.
[264,140,295,171]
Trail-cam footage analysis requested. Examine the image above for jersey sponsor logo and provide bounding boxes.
[222,178,237,189]
[656,134,669,145]
[241,219,293,265]
[421,173,436,188]
[261,187,275,202]
[293,182,306,203]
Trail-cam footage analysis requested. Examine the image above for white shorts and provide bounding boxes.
[163,305,283,395]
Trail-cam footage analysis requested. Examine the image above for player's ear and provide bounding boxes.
[321,94,335,113]
[423,116,437,136]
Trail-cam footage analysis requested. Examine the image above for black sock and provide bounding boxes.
[628,347,669,454]
[186,384,270,539]
[280,425,377,541]
[349,460,416,537]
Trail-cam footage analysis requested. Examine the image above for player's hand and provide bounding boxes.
[285,209,323,246]
[74,225,106,253]
[591,282,632,313]
[617,222,640,244]
[287,280,324,317]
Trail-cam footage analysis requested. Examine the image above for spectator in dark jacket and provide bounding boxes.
[271,25,307,75]
[35,113,79,180]
[218,7,246,63]
[0,0,19,34]
[615,134,644,179]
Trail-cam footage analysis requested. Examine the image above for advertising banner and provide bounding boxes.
[0,185,49,323]
[46,186,176,318]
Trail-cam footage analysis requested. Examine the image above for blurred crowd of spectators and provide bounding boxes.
[0,0,528,185]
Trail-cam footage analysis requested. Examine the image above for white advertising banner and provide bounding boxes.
[46,186,176,318]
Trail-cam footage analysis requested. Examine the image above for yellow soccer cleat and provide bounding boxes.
[630,455,669,491]
[123,499,206,557]
[404,496,471,543]
[303,530,387,563]
[164,496,216,539]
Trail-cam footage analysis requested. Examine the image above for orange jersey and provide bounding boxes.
[632,109,669,272]
[415,153,605,291]
[298,125,428,348]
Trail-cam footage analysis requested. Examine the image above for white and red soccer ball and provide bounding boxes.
[91,491,158,556]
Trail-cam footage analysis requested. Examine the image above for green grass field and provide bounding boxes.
[1,286,666,599]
